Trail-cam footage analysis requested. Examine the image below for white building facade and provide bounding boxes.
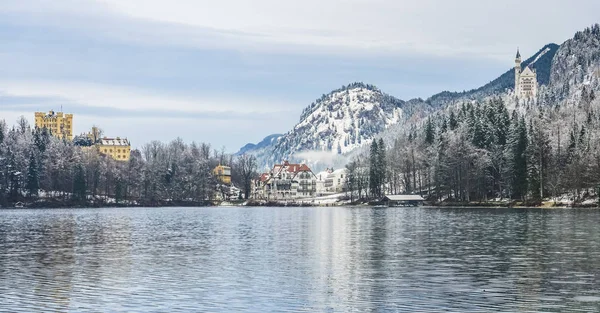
[514,48,538,100]
[324,168,348,193]
[315,168,349,195]
[254,161,318,200]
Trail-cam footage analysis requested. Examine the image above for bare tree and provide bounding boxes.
[235,154,257,199]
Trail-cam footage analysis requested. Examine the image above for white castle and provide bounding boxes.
[514,48,538,100]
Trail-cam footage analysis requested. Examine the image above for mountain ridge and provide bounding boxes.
[237,24,600,170]
[425,43,559,108]
[236,134,282,156]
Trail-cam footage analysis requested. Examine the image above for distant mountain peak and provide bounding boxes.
[299,82,381,122]
[255,83,406,168]
[235,134,282,156]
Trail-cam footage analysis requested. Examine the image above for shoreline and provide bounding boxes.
[2,199,215,209]
[2,199,598,209]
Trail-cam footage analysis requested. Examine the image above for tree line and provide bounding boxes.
[346,93,600,205]
[0,118,257,207]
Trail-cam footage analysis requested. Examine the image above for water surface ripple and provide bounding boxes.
[1,207,599,312]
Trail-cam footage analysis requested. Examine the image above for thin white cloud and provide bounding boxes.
[0,80,300,151]
[6,0,599,59]
[0,80,290,114]
[84,0,600,58]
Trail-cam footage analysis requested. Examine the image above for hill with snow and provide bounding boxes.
[237,82,434,170]
[251,83,420,170]
[238,24,600,171]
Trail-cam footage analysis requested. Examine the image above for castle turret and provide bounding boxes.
[514,48,538,100]
[515,48,522,95]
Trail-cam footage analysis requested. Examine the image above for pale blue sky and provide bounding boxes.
[1,0,599,152]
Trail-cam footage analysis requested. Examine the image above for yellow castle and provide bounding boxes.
[34,111,73,140]
[96,137,131,161]
[82,127,131,161]
[213,165,232,185]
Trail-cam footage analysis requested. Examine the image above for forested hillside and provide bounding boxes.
[345,24,600,205]
[239,44,560,170]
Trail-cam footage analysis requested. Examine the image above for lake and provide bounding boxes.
[1,206,599,312]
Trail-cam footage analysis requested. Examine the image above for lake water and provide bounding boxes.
[1,206,599,312]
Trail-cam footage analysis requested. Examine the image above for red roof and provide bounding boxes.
[259,173,270,182]
[271,162,313,174]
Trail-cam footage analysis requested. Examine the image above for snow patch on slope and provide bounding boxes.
[293,86,403,154]
[532,47,551,65]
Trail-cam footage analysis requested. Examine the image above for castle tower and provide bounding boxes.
[34,110,74,140]
[515,48,522,95]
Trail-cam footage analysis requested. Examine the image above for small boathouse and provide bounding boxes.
[382,195,425,207]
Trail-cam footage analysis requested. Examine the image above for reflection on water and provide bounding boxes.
[1,207,599,312]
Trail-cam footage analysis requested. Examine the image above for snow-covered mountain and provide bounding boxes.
[245,83,419,169]
[239,24,600,171]
[283,83,403,153]
[543,25,600,103]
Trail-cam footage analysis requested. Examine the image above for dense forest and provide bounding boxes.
[0,118,256,207]
[342,24,600,206]
[346,90,600,205]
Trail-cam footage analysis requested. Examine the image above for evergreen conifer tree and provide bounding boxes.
[378,138,386,197]
[115,179,123,204]
[72,164,87,203]
[514,117,529,199]
[449,110,458,130]
[425,117,435,145]
[505,113,528,200]
[369,140,379,199]
[26,152,39,197]
[8,148,21,202]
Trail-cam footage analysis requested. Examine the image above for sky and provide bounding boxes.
[1,0,599,152]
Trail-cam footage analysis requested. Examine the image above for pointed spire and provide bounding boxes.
[516,47,521,59]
